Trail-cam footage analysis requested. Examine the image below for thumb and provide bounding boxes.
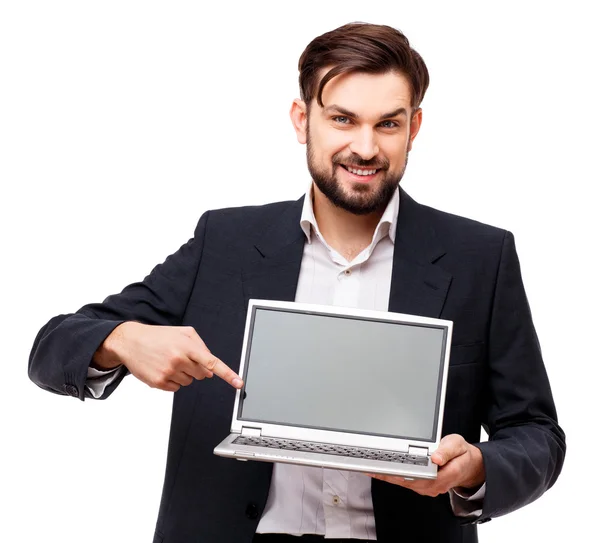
[431,434,468,466]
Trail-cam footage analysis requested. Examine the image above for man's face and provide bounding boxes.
[294,71,420,215]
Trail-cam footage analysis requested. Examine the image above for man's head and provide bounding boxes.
[290,23,429,215]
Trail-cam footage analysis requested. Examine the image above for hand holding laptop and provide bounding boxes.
[368,433,485,495]
[93,321,244,392]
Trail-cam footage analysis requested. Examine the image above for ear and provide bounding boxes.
[407,108,423,152]
[290,98,308,144]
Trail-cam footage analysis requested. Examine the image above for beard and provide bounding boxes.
[306,133,408,216]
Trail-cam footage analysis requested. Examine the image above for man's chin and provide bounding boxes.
[311,169,397,215]
[338,180,399,215]
[329,191,388,216]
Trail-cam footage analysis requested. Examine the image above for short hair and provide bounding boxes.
[298,22,430,111]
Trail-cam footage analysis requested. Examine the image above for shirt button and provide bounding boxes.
[332,495,341,505]
[343,269,352,276]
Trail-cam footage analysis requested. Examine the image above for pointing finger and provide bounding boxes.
[191,348,243,389]
[183,361,214,381]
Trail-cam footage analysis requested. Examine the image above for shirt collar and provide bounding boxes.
[300,182,399,246]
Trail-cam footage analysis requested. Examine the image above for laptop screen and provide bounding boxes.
[238,306,448,442]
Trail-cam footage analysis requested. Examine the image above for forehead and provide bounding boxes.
[318,70,412,117]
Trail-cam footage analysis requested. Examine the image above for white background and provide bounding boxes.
[1,1,598,541]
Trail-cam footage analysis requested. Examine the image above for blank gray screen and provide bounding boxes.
[240,308,446,441]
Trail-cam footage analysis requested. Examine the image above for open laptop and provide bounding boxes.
[214,299,453,479]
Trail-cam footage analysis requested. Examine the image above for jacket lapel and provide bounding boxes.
[241,196,306,304]
[388,189,452,318]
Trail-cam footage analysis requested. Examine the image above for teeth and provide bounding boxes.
[347,166,377,176]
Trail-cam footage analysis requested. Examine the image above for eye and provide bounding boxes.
[379,120,400,129]
[332,116,351,124]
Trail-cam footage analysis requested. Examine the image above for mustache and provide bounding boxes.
[332,153,390,170]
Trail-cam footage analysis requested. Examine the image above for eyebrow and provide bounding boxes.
[323,104,408,120]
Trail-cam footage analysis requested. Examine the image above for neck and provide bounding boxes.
[311,183,385,261]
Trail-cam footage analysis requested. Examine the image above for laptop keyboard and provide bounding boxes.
[233,436,428,466]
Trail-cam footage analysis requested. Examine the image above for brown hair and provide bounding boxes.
[298,22,430,111]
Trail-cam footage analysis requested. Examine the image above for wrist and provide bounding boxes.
[92,322,131,370]
[460,445,486,489]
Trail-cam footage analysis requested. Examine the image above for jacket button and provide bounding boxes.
[245,503,259,519]
[64,384,79,397]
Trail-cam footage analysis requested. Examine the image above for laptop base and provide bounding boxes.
[214,433,437,479]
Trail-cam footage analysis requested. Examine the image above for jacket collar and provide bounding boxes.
[246,188,451,319]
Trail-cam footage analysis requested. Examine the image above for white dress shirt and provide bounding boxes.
[86,185,484,538]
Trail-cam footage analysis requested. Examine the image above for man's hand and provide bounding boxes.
[93,322,244,392]
[368,434,485,497]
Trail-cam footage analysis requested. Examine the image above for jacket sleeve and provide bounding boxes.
[474,230,566,521]
[28,211,210,401]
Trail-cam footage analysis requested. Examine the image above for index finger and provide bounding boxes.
[192,349,244,389]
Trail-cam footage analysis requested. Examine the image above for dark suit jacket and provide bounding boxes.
[29,189,565,543]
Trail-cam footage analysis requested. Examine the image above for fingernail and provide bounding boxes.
[232,378,243,389]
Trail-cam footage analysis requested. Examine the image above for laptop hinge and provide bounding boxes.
[241,427,262,437]
[408,446,429,457]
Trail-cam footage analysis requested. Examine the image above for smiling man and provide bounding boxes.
[29,22,565,543]
[292,70,418,264]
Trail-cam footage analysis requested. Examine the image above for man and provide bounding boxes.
[28,22,565,543]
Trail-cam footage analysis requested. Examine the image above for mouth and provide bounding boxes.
[338,164,382,182]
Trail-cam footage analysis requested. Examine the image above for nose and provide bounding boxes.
[349,127,379,161]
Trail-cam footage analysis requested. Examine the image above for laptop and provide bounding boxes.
[214,299,453,479]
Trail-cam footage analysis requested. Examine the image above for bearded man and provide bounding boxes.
[29,22,565,543]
